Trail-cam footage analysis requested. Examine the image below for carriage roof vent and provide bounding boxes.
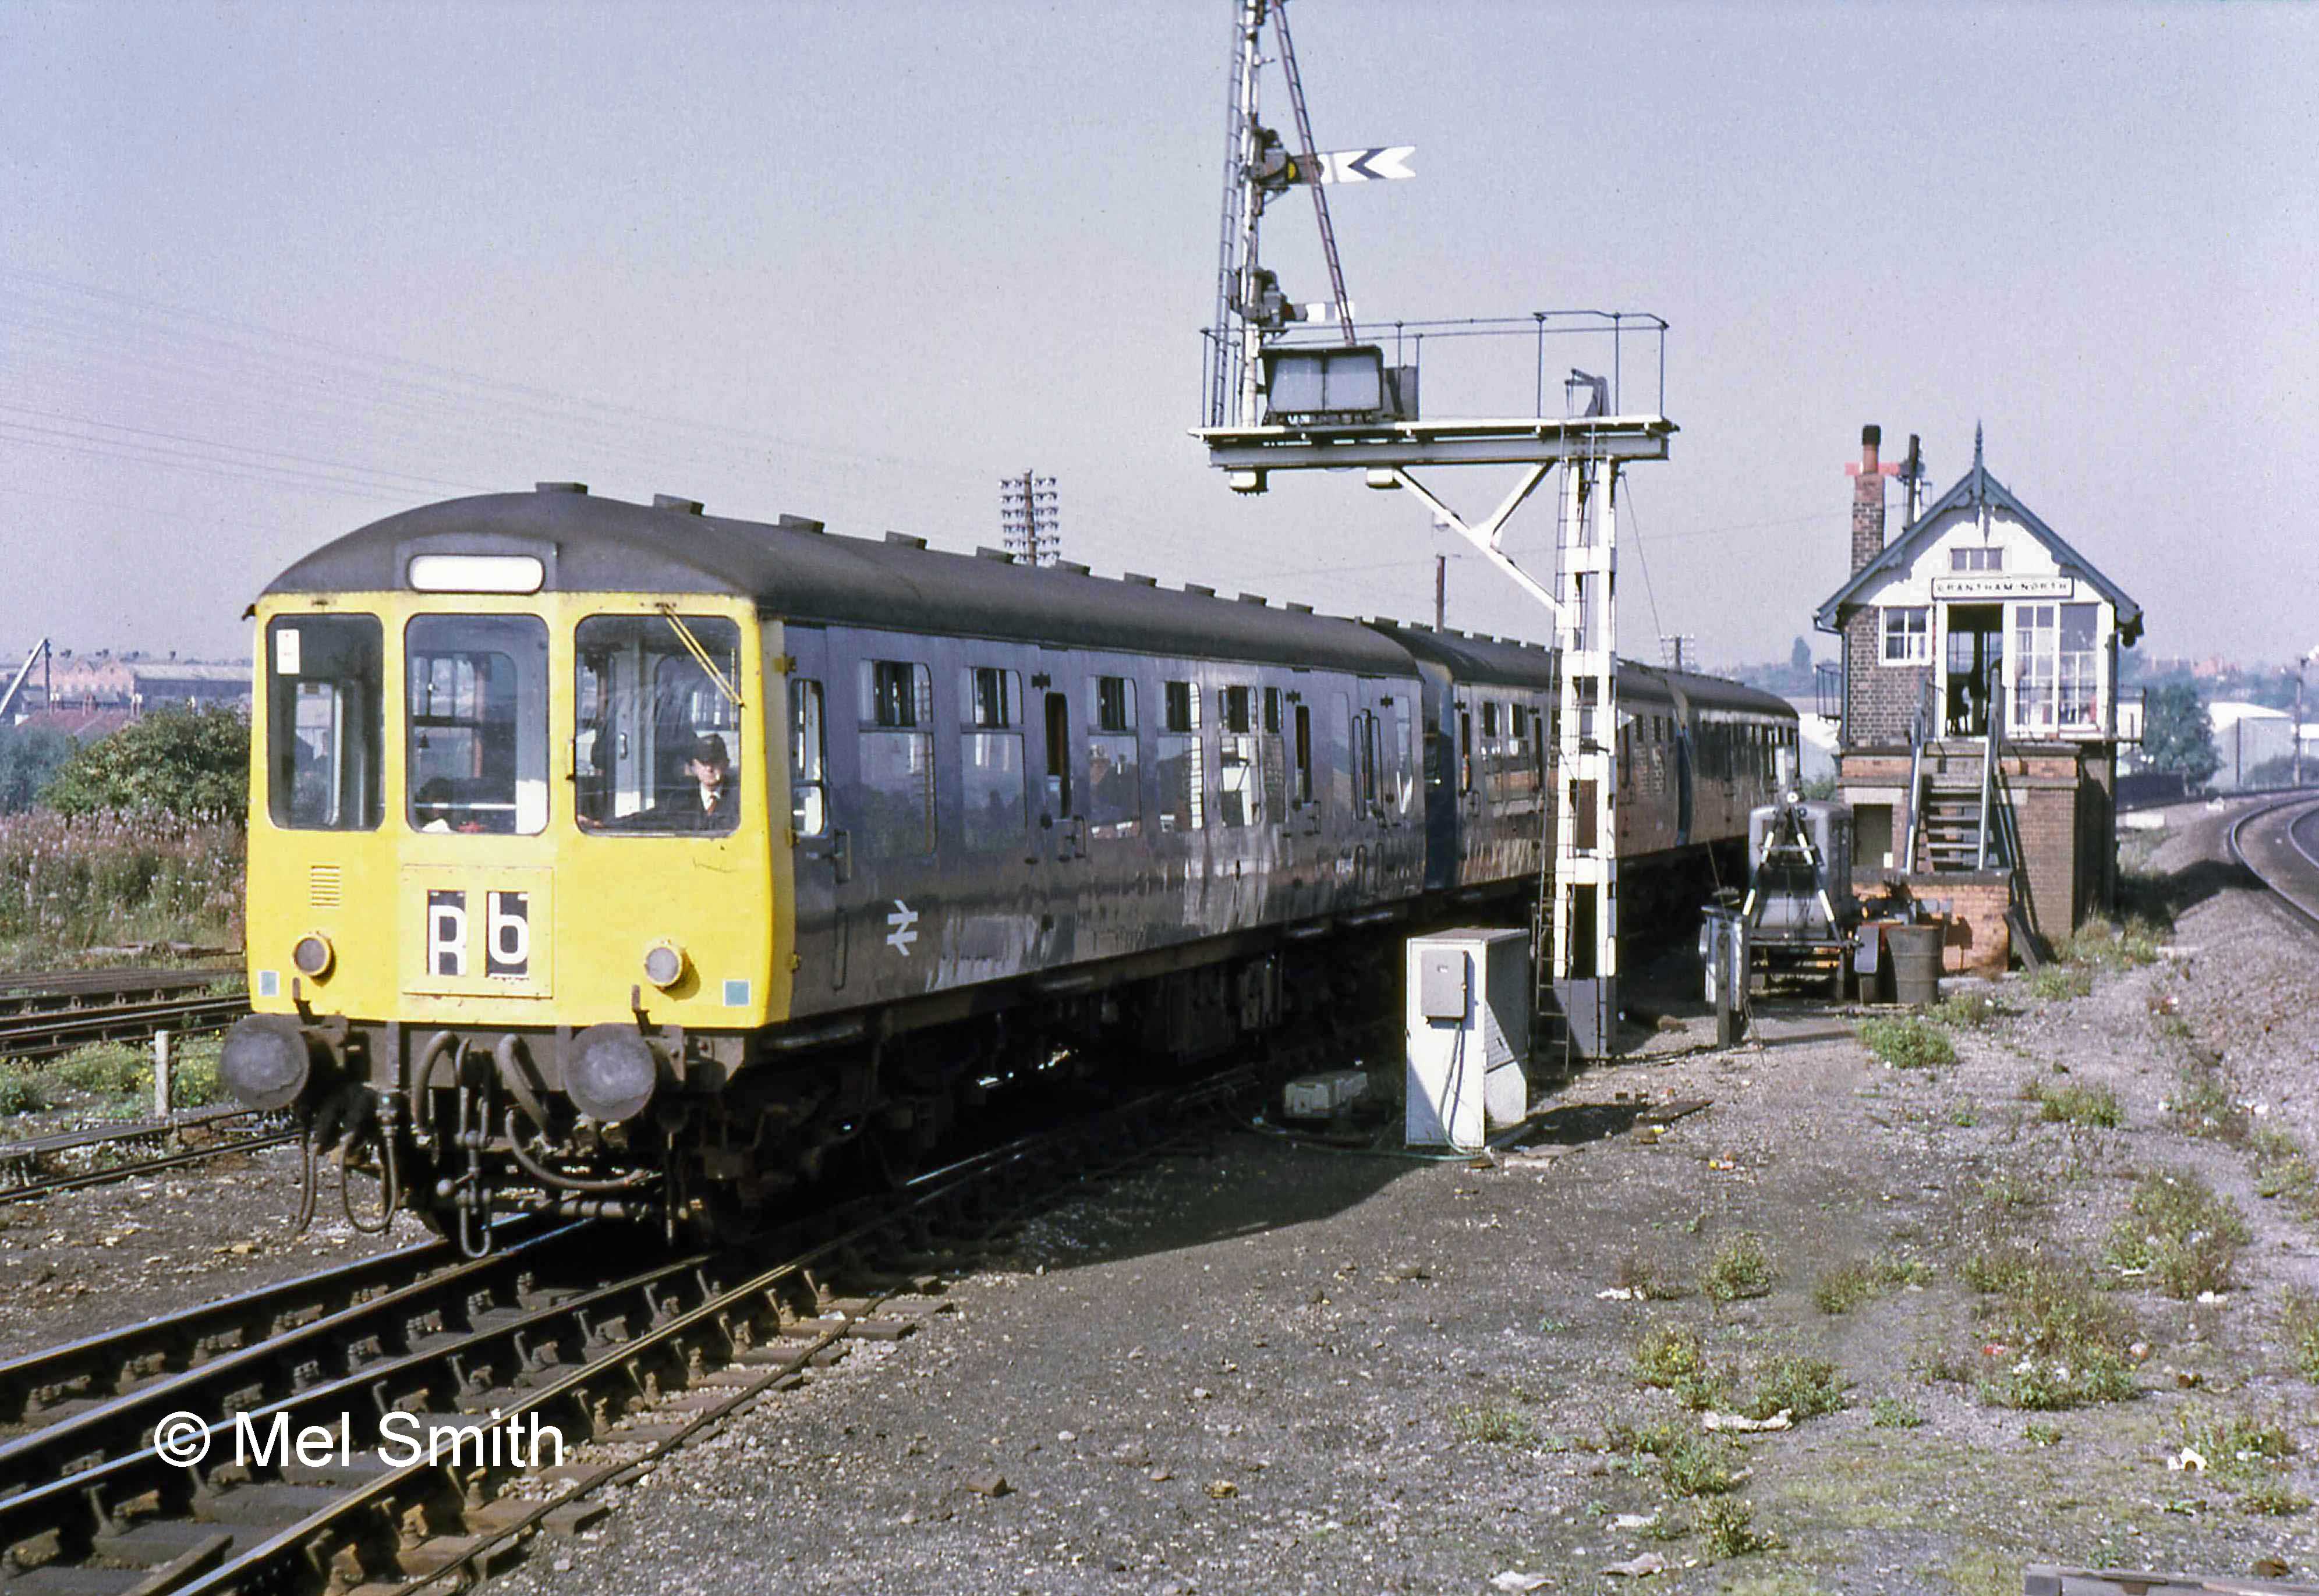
[776,514,824,534]
[975,545,1017,563]
[1237,592,1268,605]
[1124,572,1158,587]
[652,494,703,515]
[1057,559,1091,574]
[884,531,928,549]
[1182,583,1216,597]
[1287,601,1313,613]
[535,481,587,495]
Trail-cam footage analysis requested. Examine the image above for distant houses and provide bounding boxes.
[2,650,249,741]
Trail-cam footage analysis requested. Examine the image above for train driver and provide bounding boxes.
[645,731,739,832]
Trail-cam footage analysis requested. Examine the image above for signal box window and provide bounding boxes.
[856,659,934,855]
[1881,606,1930,665]
[1157,679,1204,832]
[409,615,551,835]
[960,665,1025,853]
[1087,674,1139,840]
[572,614,744,835]
[267,615,383,831]
[1950,546,2004,572]
[789,679,827,838]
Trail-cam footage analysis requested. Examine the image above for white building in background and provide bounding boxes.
[2208,700,2312,789]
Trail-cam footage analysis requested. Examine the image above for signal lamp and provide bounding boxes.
[642,941,687,989]
[292,934,334,980]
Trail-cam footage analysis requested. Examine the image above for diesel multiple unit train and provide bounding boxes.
[221,484,1796,1248]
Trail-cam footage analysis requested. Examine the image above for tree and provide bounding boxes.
[2140,683,2219,787]
[41,707,250,820]
[1789,636,1812,676]
[0,725,77,814]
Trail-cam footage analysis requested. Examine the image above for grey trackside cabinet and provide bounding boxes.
[1405,927,1532,1150]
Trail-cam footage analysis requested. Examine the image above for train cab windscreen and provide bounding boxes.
[573,613,744,835]
[407,615,551,834]
[267,615,384,831]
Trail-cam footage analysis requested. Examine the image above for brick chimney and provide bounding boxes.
[1851,423,1885,573]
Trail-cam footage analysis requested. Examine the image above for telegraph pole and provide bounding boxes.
[999,471,1060,566]
[1434,554,1446,630]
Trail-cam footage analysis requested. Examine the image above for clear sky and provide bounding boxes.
[3,1,2311,670]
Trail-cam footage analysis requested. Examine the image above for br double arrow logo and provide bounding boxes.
[885,899,919,955]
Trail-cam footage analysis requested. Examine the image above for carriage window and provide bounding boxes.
[1263,686,1281,735]
[1157,679,1203,832]
[865,659,930,728]
[1220,685,1253,734]
[855,659,934,855]
[958,664,1025,851]
[572,614,743,835]
[410,615,550,835]
[790,679,827,838]
[1219,725,1261,827]
[1293,704,1313,805]
[1379,697,1412,817]
[1092,675,1136,733]
[962,666,1020,729]
[267,615,383,831]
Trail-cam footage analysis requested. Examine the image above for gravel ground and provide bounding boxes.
[0,1138,422,1359]
[9,799,2319,1593]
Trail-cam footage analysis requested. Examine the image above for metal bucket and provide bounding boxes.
[1885,922,1944,1007]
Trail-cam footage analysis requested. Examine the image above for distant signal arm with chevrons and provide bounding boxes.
[1311,146,1415,183]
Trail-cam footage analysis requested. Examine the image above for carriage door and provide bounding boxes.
[1042,689,1084,863]
[781,626,848,997]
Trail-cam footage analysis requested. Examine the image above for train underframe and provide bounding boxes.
[249,923,1408,1255]
[235,846,1742,1255]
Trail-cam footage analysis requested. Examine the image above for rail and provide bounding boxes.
[2225,793,2319,932]
[0,1063,1258,1595]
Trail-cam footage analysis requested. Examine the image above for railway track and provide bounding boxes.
[0,989,247,1065]
[2224,792,2319,932]
[0,1107,297,1205]
[0,1065,1255,1596]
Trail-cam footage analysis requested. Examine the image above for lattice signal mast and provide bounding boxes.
[1000,471,1060,567]
[1192,0,1677,1063]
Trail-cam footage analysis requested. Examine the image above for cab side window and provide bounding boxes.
[789,679,827,837]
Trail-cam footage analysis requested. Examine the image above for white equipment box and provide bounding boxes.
[1281,1067,1369,1119]
[1405,928,1532,1149]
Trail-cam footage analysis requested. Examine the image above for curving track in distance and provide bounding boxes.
[2225,793,2319,932]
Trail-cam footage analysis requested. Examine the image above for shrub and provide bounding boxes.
[1740,1352,1846,1421]
[2171,1066,2252,1144]
[2024,1079,2124,1129]
[2282,1290,2319,1380]
[2105,1168,2249,1299]
[1634,1324,1707,1388]
[1812,1261,1875,1315]
[1929,992,2008,1028]
[2028,966,2094,1002]
[42,706,249,821]
[1859,1016,1955,1069]
[1870,1396,1923,1429]
[1701,1233,1776,1303]
[1966,1248,2141,1409]
[1449,1404,1536,1446]
[2055,918,2164,971]
[0,808,243,962]
[0,1071,46,1115]
[48,1044,146,1097]
[1700,1498,1779,1557]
